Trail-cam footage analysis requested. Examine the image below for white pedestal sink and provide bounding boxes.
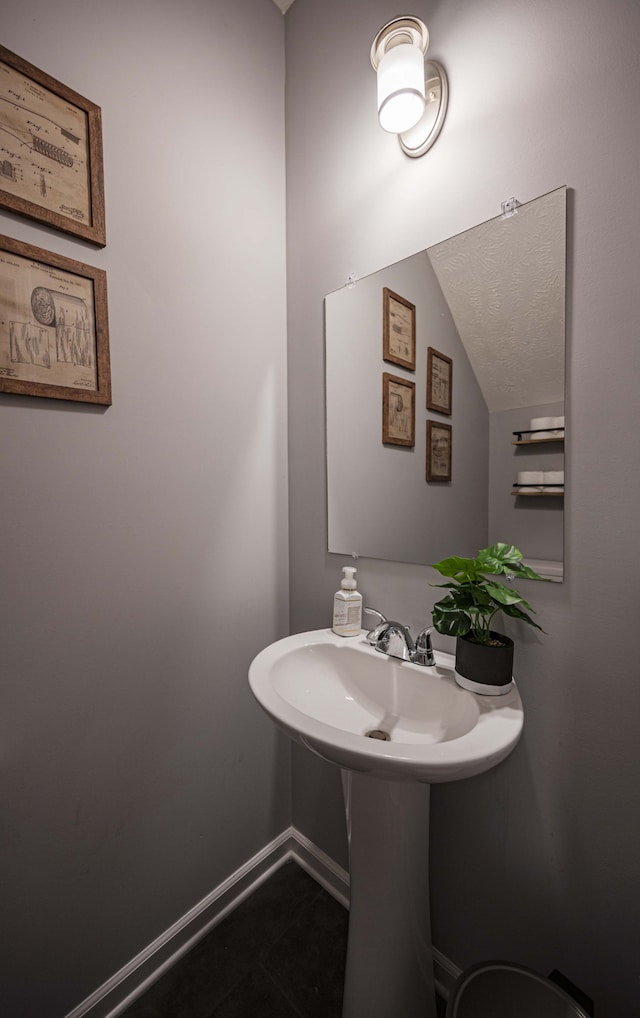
[249,629,524,1018]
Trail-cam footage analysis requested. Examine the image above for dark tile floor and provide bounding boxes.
[121,860,446,1017]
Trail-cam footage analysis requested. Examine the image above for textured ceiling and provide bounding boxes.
[427,188,566,413]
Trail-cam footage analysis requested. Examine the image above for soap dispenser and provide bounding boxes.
[332,566,363,637]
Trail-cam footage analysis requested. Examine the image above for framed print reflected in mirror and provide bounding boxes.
[383,287,415,371]
[383,372,415,447]
[426,347,452,415]
[426,420,452,481]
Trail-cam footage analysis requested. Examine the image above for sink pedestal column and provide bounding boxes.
[341,772,436,1018]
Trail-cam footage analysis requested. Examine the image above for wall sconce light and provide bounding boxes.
[370,16,448,158]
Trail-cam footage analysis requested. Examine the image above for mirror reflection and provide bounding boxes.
[325,186,566,579]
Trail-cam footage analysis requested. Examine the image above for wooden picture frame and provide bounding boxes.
[383,287,416,371]
[382,372,415,447]
[426,346,452,415]
[0,233,111,405]
[426,420,452,481]
[0,44,106,246]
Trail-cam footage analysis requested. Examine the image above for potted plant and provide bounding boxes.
[430,543,547,695]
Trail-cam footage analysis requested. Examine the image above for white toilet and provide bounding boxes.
[446,961,591,1018]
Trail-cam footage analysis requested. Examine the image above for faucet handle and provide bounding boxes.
[413,627,435,667]
[363,607,387,627]
[363,607,388,644]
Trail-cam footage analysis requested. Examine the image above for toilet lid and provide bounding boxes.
[447,961,590,1018]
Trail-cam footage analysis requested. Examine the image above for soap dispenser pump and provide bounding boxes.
[332,566,363,637]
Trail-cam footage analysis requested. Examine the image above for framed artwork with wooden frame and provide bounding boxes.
[383,287,416,371]
[426,420,452,481]
[382,372,415,447]
[0,44,106,246]
[0,233,111,405]
[426,346,452,415]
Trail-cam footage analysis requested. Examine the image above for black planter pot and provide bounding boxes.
[455,632,514,695]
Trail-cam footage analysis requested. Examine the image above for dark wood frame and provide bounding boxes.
[426,346,452,415]
[382,372,415,447]
[383,287,416,371]
[426,420,452,481]
[0,233,111,405]
[0,44,105,246]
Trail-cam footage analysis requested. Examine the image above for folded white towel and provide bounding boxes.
[518,471,544,485]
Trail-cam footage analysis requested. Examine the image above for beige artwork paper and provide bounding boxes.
[0,248,97,391]
[0,57,91,226]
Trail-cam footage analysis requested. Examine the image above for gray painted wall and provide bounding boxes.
[0,1,289,1015]
[285,0,640,1014]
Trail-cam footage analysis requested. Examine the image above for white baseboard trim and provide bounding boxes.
[64,826,459,1018]
[65,828,296,1018]
[289,827,350,909]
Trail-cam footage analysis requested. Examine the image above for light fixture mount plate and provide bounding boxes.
[398,60,448,157]
[370,16,429,70]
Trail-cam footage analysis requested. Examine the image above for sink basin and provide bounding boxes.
[249,628,523,782]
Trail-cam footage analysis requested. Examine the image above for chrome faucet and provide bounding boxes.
[364,608,435,667]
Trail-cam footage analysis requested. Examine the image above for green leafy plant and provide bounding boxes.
[430,543,547,646]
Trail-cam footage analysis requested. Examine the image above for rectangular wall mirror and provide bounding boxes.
[325,186,566,580]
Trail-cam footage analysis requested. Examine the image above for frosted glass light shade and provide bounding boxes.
[377,44,426,134]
